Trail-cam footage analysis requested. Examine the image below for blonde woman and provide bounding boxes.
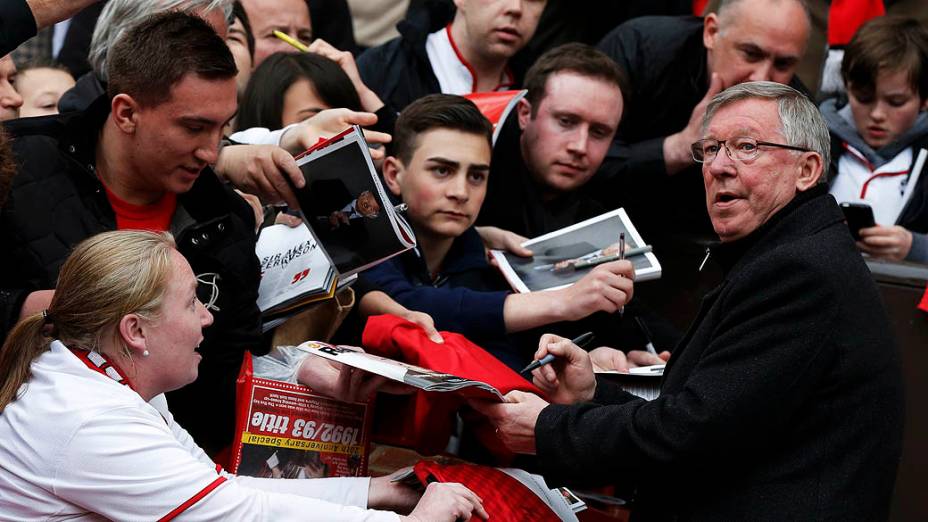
[0,230,485,521]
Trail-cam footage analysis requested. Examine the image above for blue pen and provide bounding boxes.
[520,332,595,374]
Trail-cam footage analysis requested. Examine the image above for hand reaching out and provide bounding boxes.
[402,482,488,522]
[663,72,725,175]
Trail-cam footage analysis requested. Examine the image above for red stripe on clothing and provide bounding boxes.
[860,170,909,199]
[445,24,479,93]
[157,476,227,521]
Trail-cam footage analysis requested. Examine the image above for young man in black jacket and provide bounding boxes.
[1,12,258,457]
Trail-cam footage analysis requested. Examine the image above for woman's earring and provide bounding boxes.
[142,350,150,357]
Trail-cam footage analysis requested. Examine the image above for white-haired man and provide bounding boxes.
[475,82,904,521]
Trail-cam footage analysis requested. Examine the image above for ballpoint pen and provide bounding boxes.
[635,316,659,356]
[618,232,625,263]
[520,332,595,374]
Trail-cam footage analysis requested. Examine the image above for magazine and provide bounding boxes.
[490,208,661,293]
[289,125,416,279]
[297,340,505,401]
[256,223,338,317]
[231,352,372,479]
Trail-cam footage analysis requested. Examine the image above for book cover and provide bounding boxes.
[289,126,416,279]
[256,223,337,317]
[231,354,373,478]
[490,208,661,293]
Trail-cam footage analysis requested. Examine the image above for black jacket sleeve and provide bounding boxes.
[0,0,37,56]
[534,253,840,486]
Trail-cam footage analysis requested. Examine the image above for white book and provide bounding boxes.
[256,223,337,316]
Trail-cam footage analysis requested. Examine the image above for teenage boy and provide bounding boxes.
[821,16,928,263]
[359,94,635,370]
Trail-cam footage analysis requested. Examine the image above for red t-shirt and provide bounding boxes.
[104,185,177,232]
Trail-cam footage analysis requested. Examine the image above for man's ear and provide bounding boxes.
[382,156,404,197]
[117,313,148,358]
[111,93,141,134]
[516,98,532,131]
[703,13,719,51]
[796,151,824,191]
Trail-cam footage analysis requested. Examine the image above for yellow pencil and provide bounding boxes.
[273,30,309,52]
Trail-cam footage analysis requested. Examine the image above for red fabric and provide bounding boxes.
[362,314,544,457]
[919,284,928,313]
[104,184,177,232]
[692,0,709,15]
[828,0,885,46]
[413,461,561,522]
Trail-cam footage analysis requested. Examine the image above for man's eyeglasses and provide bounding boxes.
[691,137,811,163]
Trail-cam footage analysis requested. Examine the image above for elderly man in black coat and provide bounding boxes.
[474,81,904,521]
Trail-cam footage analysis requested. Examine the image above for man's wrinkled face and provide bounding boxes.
[128,74,238,196]
[356,191,381,218]
[704,0,809,89]
[0,55,23,121]
[702,98,820,242]
[242,0,312,66]
[454,0,546,61]
[518,72,622,195]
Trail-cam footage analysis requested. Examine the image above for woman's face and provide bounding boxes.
[144,250,213,394]
[17,67,74,118]
[281,78,331,126]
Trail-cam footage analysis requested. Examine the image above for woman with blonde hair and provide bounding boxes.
[0,230,485,521]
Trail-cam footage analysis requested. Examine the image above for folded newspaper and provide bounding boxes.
[297,340,505,401]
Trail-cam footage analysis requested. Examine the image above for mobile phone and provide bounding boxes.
[839,202,876,240]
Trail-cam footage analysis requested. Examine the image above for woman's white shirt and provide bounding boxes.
[0,341,398,521]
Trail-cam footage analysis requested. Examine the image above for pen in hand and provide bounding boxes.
[634,316,658,356]
[520,332,595,374]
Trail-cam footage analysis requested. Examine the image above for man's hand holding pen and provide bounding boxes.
[529,334,599,404]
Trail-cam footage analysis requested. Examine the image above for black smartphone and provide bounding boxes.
[839,202,876,240]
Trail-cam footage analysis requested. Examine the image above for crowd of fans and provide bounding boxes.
[0,0,923,520]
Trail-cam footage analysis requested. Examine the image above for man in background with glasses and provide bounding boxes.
[475,81,903,521]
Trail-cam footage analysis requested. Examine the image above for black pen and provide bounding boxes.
[634,316,658,356]
[520,332,595,374]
